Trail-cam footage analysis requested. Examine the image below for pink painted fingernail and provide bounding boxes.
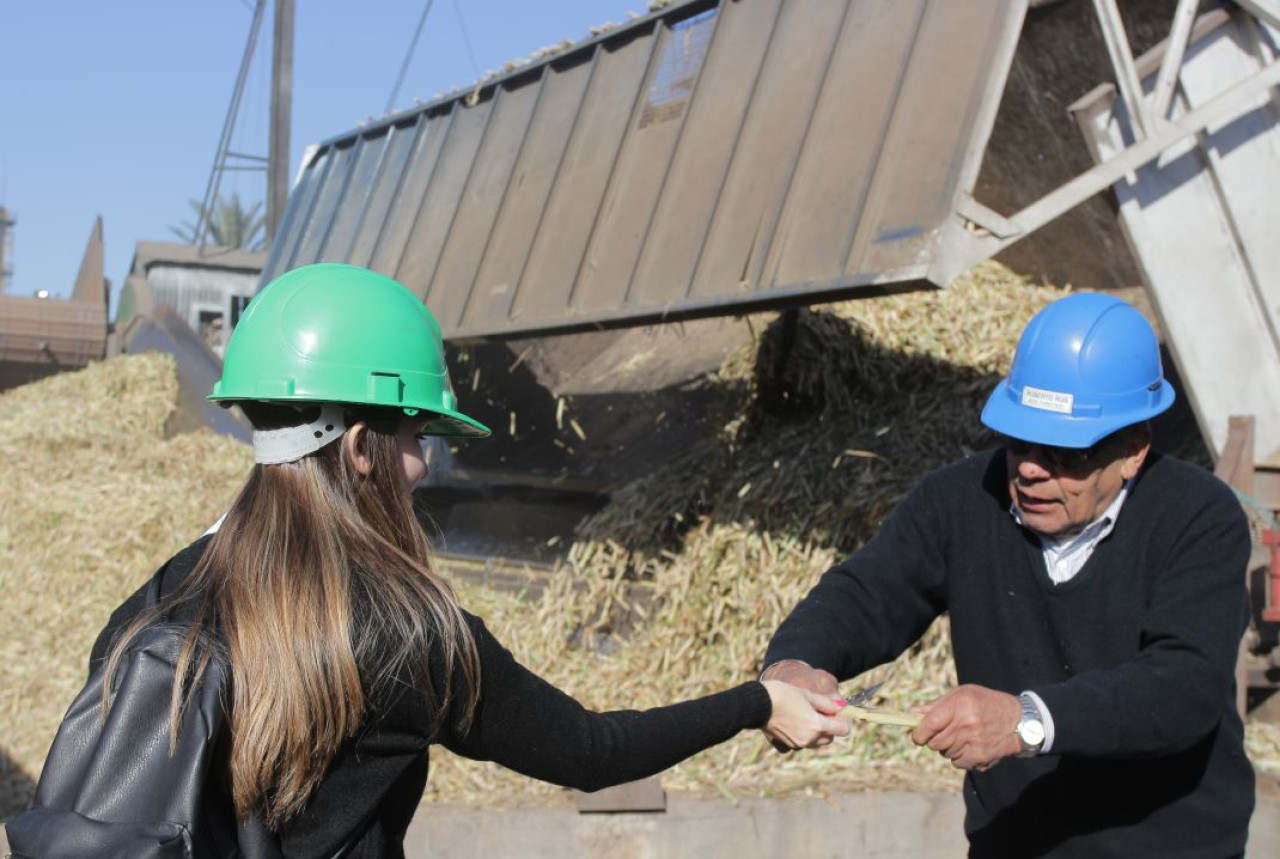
[834,698,848,707]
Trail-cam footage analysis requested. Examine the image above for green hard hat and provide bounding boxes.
[209,263,490,438]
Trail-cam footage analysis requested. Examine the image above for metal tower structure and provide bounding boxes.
[194,0,293,250]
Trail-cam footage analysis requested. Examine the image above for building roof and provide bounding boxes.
[130,241,267,276]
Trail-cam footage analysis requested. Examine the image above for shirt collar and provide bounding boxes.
[1009,479,1132,547]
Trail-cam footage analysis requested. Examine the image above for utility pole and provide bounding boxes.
[268,0,294,244]
[0,206,14,294]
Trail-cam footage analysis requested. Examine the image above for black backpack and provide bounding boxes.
[5,577,279,858]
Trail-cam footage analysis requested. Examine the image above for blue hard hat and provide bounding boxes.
[981,293,1175,448]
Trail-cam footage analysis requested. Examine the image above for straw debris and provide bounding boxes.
[0,353,252,816]
[422,262,1047,804]
[1,263,1274,819]
[423,261,1274,804]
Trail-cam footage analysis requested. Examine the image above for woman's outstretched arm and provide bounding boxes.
[439,614,847,791]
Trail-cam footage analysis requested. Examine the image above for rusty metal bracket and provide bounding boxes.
[1216,415,1258,498]
[1263,530,1280,623]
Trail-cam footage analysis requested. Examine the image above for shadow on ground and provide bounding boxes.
[0,745,37,821]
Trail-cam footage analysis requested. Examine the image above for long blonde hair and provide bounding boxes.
[105,404,479,828]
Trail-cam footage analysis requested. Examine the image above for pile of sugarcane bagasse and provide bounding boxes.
[1,262,1276,818]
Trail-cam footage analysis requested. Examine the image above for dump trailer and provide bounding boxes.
[256,0,1280,693]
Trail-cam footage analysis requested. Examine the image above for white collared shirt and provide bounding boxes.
[1009,481,1132,753]
[1020,481,1131,585]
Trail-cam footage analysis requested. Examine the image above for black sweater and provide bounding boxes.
[90,539,772,857]
[765,450,1255,858]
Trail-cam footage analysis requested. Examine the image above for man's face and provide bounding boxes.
[1005,428,1151,539]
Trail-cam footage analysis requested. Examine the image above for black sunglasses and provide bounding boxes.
[1003,433,1122,472]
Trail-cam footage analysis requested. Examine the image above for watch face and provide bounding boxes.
[1020,720,1046,747]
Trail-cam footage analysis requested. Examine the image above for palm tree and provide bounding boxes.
[169,193,266,250]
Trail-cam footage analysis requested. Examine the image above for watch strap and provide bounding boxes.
[1016,693,1045,757]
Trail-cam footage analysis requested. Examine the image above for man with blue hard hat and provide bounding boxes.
[761,293,1255,856]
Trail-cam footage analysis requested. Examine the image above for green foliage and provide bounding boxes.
[169,192,266,250]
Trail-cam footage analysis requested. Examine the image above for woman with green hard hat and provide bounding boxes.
[87,263,849,854]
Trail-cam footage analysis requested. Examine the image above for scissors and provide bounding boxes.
[841,681,923,728]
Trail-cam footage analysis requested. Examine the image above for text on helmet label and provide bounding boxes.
[1021,385,1074,414]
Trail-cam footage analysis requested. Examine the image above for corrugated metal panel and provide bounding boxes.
[0,294,107,383]
[261,0,1027,339]
[0,214,109,388]
[1072,7,1280,464]
[146,266,259,329]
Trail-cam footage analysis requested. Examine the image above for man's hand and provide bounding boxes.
[910,685,1023,772]
[759,660,840,752]
[759,660,839,695]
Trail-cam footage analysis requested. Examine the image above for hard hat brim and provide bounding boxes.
[980,378,1175,448]
[415,408,492,438]
[209,393,492,439]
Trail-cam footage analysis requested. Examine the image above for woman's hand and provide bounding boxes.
[761,680,850,750]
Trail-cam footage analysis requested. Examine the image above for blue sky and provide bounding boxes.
[0,0,644,306]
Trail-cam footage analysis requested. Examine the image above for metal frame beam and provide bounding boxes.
[1092,0,1151,138]
[1149,0,1199,123]
[942,2,1280,281]
[1236,0,1280,31]
[197,0,268,251]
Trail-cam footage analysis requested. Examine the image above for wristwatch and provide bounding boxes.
[1015,693,1046,758]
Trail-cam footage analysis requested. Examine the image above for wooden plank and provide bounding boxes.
[573,778,667,814]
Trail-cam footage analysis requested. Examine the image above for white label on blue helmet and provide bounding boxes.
[1021,386,1074,414]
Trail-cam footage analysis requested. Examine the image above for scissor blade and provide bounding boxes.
[846,681,884,708]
